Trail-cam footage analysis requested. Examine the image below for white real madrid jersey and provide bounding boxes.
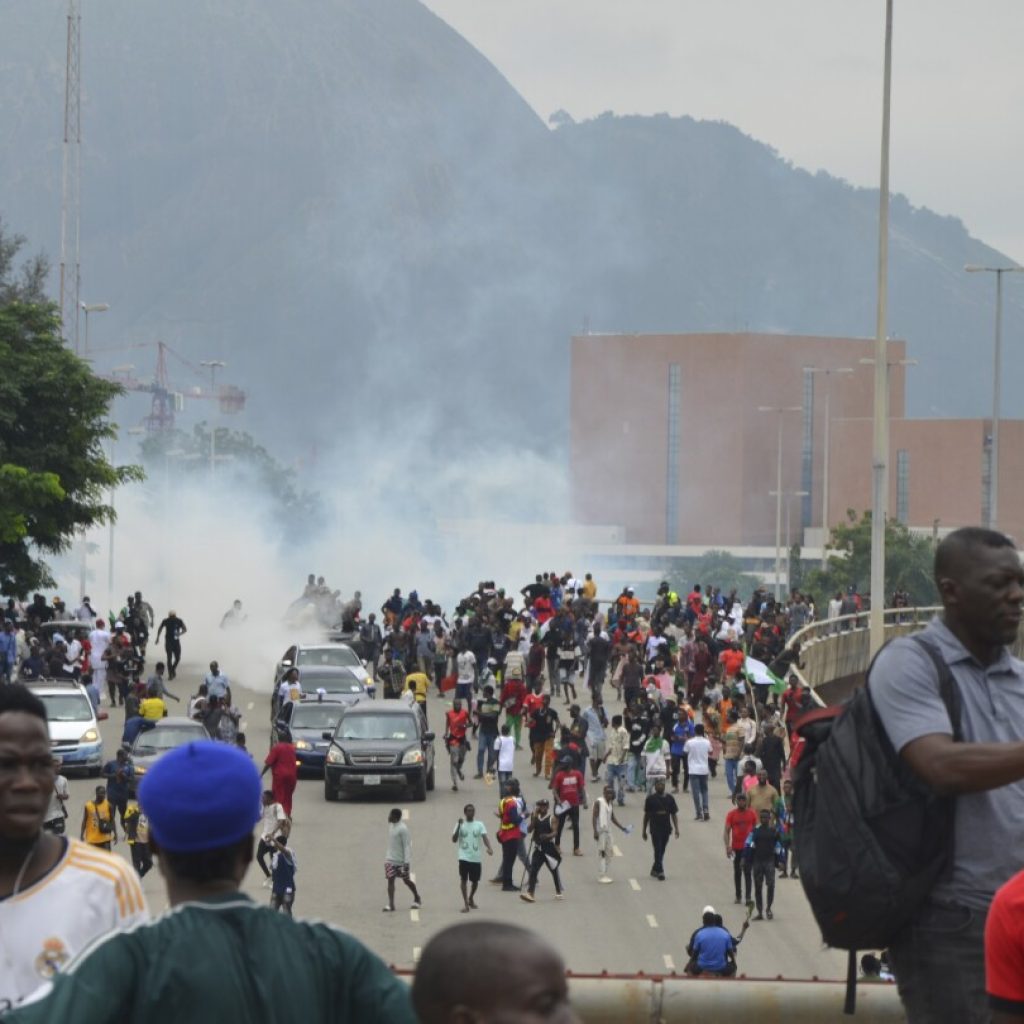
[0,838,149,1011]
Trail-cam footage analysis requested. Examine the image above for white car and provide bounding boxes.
[28,679,106,776]
[276,643,370,687]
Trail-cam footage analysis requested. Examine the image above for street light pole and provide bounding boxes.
[80,301,109,357]
[965,264,1024,530]
[869,0,894,658]
[759,406,802,601]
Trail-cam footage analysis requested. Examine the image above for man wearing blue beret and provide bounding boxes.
[7,741,416,1023]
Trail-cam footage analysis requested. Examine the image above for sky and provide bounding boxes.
[422,0,1024,263]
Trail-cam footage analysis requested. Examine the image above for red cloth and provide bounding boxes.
[725,807,758,851]
[987,869,1024,1010]
[439,673,458,693]
[265,741,298,816]
[500,678,526,716]
[551,769,585,808]
[445,709,469,746]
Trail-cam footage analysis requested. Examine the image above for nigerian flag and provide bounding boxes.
[744,655,787,694]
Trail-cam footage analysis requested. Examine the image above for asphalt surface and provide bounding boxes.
[65,665,848,981]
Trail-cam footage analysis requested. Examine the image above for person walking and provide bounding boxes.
[42,756,69,836]
[444,699,470,792]
[473,685,501,779]
[383,808,422,912]
[641,724,670,794]
[723,793,757,904]
[520,798,564,902]
[269,835,297,917]
[642,778,679,881]
[746,808,783,921]
[528,694,559,779]
[256,791,289,886]
[592,785,630,883]
[550,759,586,857]
[123,799,153,878]
[493,724,516,791]
[605,714,629,806]
[80,785,116,852]
[683,723,713,821]
[452,803,492,913]
[261,738,298,817]
[497,780,525,891]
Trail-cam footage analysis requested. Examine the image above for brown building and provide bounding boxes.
[570,331,1024,547]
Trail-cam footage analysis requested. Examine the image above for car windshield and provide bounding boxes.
[291,706,344,730]
[339,714,418,741]
[312,671,363,694]
[296,647,360,669]
[133,726,205,757]
[39,693,93,723]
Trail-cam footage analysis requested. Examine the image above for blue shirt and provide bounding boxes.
[670,719,694,756]
[691,925,736,972]
[271,848,297,895]
[0,631,16,667]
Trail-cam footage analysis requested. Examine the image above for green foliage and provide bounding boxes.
[802,510,938,607]
[663,549,764,603]
[140,425,324,531]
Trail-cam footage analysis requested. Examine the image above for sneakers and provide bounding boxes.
[734,897,742,904]
[382,906,395,913]
[598,876,613,884]
[766,909,774,920]
[520,892,535,903]
[754,912,764,921]
[703,811,710,821]
[555,893,566,900]
[473,773,484,780]
[573,850,584,857]
[412,898,422,909]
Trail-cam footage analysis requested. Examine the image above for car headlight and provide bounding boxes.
[134,765,146,776]
[80,729,99,743]
[401,749,424,765]
[326,746,344,765]
[295,740,312,751]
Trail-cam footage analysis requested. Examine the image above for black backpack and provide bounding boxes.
[792,635,961,997]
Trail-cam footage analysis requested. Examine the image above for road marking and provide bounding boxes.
[663,954,676,971]
[612,844,623,858]
[646,914,659,929]
[413,946,421,963]
[401,808,410,821]
[410,909,420,923]
[246,702,254,710]
[628,878,641,891]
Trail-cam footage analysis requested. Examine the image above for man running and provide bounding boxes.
[452,804,492,913]
[154,610,187,681]
[444,699,470,792]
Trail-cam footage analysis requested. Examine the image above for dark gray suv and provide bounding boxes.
[324,702,435,802]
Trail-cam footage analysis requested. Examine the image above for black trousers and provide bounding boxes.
[165,641,181,678]
[650,829,670,874]
[257,839,274,877]
[130,841,153,877]
[753,860,775,911]
[732,852,752,901]
[527,844,562,894]
[555,805,580,851]
[500,839,520,888]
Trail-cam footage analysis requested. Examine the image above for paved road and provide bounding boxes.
[65,666,847,981]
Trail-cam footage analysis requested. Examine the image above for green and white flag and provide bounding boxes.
[743,655,786,694]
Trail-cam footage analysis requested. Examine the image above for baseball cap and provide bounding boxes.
[702,905,716,916]
[139,741,262,854]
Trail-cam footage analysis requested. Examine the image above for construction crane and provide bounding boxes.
[96,341,246,432]
[59,0,82,351]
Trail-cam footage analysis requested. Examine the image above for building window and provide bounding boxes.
[896,448,910,524]
[666,364,681,544]
[801,368,814,529]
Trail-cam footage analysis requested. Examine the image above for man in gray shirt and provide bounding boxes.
[870,527,1024,1024]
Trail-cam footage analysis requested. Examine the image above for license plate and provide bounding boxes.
[363,775,381,786]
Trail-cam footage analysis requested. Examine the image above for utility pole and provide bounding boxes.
[59,0,82,351]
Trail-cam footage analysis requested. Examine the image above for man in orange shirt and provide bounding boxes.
[444,700,470,792]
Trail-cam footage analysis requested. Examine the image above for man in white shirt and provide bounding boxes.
[256,790,289,887]
[592,784,630,883]
[0,685,149,1011]
[683,724,713,822]
[455,649,476,703]
[42,758,69,836]
[87,621,111,701]
[493,725,516,789]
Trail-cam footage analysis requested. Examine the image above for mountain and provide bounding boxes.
[0,0,1017,449]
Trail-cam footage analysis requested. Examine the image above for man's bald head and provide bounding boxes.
[412,921,578,1024]
[934,527,1016,590]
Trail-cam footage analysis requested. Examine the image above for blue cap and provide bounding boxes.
[139,741,262,853]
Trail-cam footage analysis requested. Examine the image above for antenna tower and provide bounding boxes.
[59,0,82,351]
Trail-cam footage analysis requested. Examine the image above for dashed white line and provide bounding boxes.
[628,878,641,891]
[663,954,676,971]
[410,909,420,923]
[246,702,254,710]
[401,808,410,821]
[646,914,659,929]
[612,845,623,858]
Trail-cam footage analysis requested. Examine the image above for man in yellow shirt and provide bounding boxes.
[139,686,167,722]
[81,785,116,851]
[405,673,430,726]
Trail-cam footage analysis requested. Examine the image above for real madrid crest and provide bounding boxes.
[34,937,70,978]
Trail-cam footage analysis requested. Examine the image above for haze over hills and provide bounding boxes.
[0,0,1019,452]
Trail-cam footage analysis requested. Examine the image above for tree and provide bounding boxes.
[664,550,764,603]
[802,510,937,607]
[0,300,143,596]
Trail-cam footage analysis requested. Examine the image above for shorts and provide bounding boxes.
[456,683,473,702]
[385,861,410,880]
[589,740,607,761]
[596,830,613,857]
[458,860,482,883]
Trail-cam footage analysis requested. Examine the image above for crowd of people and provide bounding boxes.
[4,526,1024,1023]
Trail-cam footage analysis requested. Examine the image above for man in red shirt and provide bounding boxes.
[986,867,1024,1020]
[500,676,527,750]
[444,699,470,792]
[723,792,757,904]
[550,762,586,856]
[261,739,297,817]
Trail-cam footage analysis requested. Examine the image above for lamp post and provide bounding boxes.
[805,367,854,567]
[199,360,226,478]
[759,405,802,601]
[79,302,109,356]
[869,0,895,658]
[965,264,1024,530]
[770,489,810,590]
